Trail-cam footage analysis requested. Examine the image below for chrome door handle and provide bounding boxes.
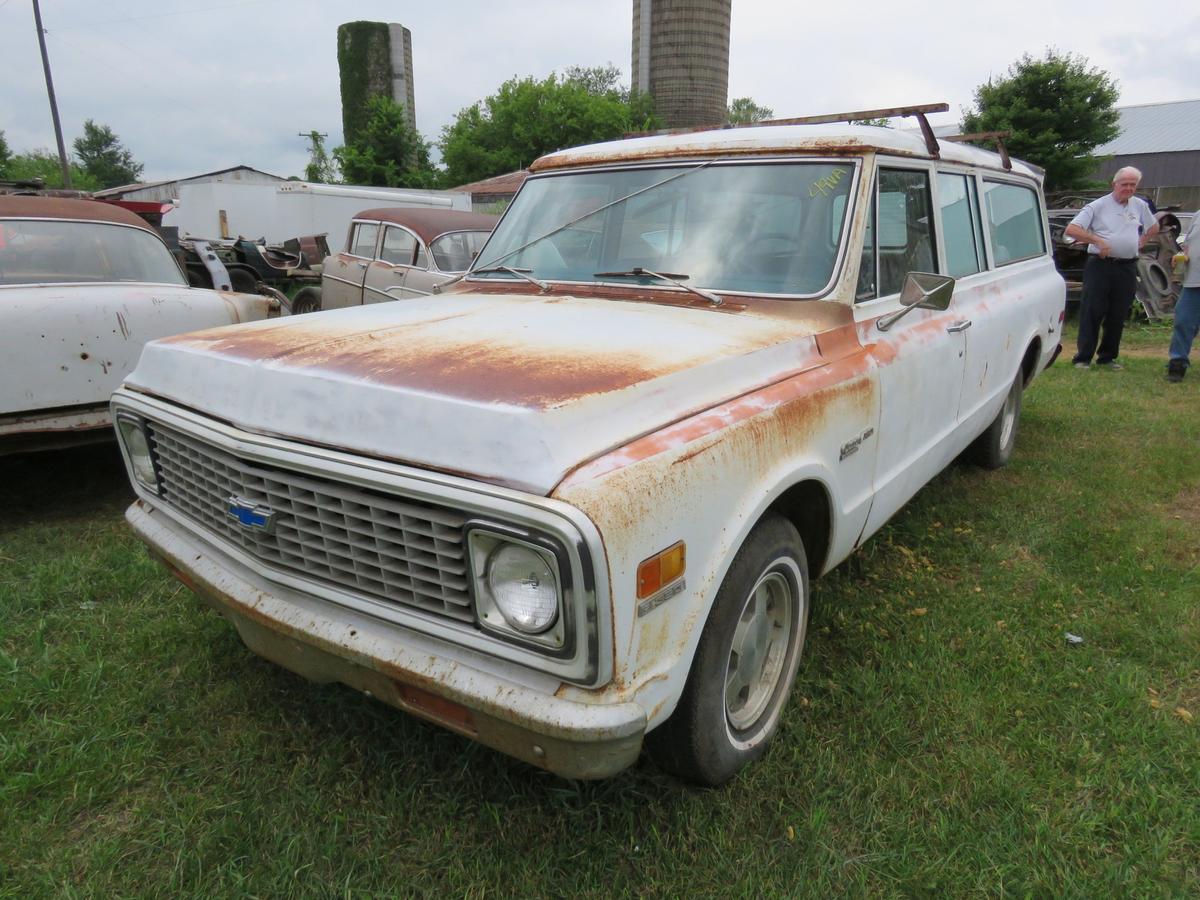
[946,320,972,333]
[356,260,368,269]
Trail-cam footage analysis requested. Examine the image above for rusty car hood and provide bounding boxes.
[126,292,849,494]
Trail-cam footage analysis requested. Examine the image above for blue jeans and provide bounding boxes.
[1170,286,1200,368]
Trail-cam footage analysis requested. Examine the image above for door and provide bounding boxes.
[362,225,418,304]
[855,165,967,539]
[322,221,378,310]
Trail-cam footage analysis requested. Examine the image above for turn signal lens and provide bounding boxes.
[636,542,686,599]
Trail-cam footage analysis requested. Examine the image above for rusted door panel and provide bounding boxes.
[858,306,966,539]
[362,260,408,304]
[321,253,371,310]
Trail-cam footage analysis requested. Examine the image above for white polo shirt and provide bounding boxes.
[1070,193,1157,259]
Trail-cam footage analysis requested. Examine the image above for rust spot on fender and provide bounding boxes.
[557,350,874,488]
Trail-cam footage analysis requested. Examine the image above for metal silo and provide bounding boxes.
[631,0,731,129]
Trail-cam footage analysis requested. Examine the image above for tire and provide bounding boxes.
[1136,258,1170,299]
[968,370,1023,469]
[647,513,809,786]
[290,286,322,315]
[226,266,258,294]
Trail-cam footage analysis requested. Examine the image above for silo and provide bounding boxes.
[337,21,417,144]
[631,0,731,129]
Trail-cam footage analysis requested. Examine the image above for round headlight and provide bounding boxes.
[486,543,559,634]
[117,417,158,489]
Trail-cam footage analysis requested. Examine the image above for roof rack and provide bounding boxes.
[942,131,1013,170]
[625,102,950,157]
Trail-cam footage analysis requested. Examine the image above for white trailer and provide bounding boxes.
[162,181,471,246]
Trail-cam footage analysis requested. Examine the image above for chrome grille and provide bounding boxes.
[146,422,473,622]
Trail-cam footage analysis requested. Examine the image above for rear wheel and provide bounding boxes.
[227,266,258,294]
[647,513,809,786]
[290,286,322,315]
[968,370,1023,469]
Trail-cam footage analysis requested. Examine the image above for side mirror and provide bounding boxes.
[877,272,955,332]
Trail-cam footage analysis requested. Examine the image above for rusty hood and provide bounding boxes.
[126,292,843,494]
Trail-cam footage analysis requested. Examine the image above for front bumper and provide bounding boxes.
[128,499,647,779]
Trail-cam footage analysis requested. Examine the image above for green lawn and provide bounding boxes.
[2,322,1197,897]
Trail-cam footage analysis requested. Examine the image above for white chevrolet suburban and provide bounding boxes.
[111,112,1065,784]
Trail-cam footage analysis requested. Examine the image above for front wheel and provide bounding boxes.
[968,370,1023,469]
[647,513,809,786]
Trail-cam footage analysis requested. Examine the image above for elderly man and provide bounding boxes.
[1065,167,1159,369]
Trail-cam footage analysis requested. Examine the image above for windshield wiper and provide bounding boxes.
[433,265,548,294]
[593,267,723,307]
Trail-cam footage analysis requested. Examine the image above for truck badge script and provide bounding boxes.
[226,496,276,533]
[839,427,875,461]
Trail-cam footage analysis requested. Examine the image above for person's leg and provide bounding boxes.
[1074,258,1107,365]
[1096,261,1136,365]
[1168,286,1200,379]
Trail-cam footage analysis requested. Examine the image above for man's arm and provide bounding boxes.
[1065,222,1111,257]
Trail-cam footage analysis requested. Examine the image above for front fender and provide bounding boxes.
[553,358,879,730]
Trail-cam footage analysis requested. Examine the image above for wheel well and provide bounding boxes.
[767,480,831,576]
[1021,337,1042,385]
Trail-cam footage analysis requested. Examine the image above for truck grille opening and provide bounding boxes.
[146,422,473,622]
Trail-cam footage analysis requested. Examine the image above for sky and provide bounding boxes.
[2,0,1198,184]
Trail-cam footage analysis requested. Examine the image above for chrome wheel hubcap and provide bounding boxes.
[725,570,793,731]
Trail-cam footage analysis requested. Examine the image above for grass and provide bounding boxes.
[2,321,1198,897]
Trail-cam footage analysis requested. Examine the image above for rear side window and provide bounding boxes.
[937,173,986,277]
[983,182,1045,265]
[349,223,379,258]
[380,226,417,265]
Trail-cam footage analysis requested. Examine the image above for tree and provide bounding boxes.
[439,67,661,186]
[301,131,338,183]
[727,97,774,124]
[961,50,1119,191]
[72,119,144,189]
[0,130,11,178]
[333,96,437,189]
[4,148,98,190]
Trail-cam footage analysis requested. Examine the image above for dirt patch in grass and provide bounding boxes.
[1159,486,1200,567]
[1166,485,1200,526]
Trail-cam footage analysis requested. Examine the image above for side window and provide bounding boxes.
[349,223,379,258]
[983,181,1046,265]
[876,168,935,297]
[856,188,876,302]
[937,173,985,277]
[379,226,417,265]
[413,242,428,269]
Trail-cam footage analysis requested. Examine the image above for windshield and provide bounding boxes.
[430,229,492,273]
[0,220,186,287]
[474,160,855,297]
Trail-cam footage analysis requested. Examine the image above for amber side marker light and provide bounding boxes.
[637,542,686,599]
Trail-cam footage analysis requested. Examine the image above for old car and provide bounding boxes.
[289,207,497,314]
[111,110,1064,784]
[0,196,280,455]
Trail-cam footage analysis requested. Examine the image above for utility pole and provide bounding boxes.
[32,0,71,188]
